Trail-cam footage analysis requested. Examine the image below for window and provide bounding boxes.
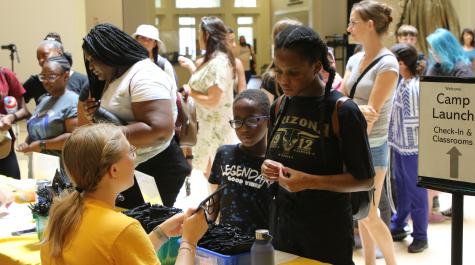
[155,16,160,27]
[155,0,161,8]
[179,17,197,59]
[176,0,220,8]
[234,0,256,7]
[237,16,254,50]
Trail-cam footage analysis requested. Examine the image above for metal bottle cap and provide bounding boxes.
[255,229,271,240]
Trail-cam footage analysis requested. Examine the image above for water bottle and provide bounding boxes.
[4,96,17,114]
[251,229,275,265]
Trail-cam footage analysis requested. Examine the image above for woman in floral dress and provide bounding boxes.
[179,16,235,177]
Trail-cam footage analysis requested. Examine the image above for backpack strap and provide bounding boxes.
[331,96,350,139]
[273,95,285,118]
[156,55,166,71]
[349,54,390,99]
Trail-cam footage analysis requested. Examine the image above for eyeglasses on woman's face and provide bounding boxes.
[229,116,269,129]
[38,74,61,82]
[347,20,362,28]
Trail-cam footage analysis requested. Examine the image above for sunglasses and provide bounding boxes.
[194,183,228,223]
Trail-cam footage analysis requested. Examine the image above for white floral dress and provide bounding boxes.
[188,51,234,172]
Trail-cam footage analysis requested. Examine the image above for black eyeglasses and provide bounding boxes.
[229,116,269,129]
[195,183,228,223]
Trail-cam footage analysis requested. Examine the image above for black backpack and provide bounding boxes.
[272,91,375,221]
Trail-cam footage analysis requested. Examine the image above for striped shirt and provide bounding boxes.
[388,77,419,155]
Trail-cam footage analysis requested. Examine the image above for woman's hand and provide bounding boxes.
[16,141,40,153]
[358,105,379,124]
[181,208,208,246]
[0,115,13,131]
[261,159,284,181]
[159,212,187,238]
[178,56,196,73]
[278,167,311,193]
[81,98,100,122]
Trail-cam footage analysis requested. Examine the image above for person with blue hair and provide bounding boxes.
[426,28,475,77]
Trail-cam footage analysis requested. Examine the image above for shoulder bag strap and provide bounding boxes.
[349,54,390,99]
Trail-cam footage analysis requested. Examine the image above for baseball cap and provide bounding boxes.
[133,24,161,42]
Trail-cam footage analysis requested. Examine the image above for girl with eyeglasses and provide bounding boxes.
[17,55,78,163]
[207,89,272,236]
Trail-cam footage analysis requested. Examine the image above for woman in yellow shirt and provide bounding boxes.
[40,123,208,265]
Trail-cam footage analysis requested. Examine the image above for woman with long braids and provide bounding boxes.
[79,23,180,208]
[178,16,236,178]
[261,25,374,264]
[342,1,399,264]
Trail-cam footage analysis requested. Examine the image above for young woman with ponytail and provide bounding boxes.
[261,25,374,264]
[40,123,208,265]
[342,1,399,264]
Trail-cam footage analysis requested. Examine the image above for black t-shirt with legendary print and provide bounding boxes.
[266,93,374,264]
[209,144,272,236]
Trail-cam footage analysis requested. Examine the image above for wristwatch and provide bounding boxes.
[153,225,170,243]
[39,140,46,152]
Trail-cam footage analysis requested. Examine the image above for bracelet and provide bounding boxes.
[153,225,170,243]
[11,113,18,122]
[185,155,194,160]
[179,246,195,254]
[39,140,46,152]
[180,240,197,250]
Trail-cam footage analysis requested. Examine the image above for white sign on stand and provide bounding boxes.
[419,79,475,184]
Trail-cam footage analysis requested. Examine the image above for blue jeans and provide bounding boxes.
[390,151,428,240]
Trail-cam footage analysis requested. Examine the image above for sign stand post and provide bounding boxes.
[452,193,463,265]
[418,76,475,265]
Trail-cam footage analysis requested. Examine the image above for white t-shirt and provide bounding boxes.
[344,49,399,147]
[101,59,177,164]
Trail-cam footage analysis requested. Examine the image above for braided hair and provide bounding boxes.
[46,55,71,72]
[274,26,337,161]
[199,17,236,74]
[82,23,148,99]
[274,25,335,100]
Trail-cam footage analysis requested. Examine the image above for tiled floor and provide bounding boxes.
[14,120,475,265]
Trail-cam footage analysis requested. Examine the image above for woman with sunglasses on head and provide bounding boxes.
[342,1,399,264]
[178,16,236,179]
[79,23,180,209]
[40,123,208,265]
[17,55,78,161]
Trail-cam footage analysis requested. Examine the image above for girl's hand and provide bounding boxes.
[181,208,208,246]
[278,167,310,193]
[261,159,285,181]
[159,212,187,238]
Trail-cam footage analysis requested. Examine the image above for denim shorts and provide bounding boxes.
[370,141,389,169]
